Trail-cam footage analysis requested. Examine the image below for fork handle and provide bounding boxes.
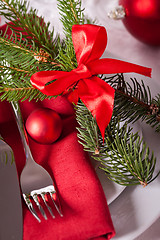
[11,101,34,163]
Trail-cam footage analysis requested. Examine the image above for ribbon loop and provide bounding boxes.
[72,24,107,65]
[31,24,152,139]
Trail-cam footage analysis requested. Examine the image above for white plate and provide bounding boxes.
[96,165,125,205]
[108,122,160,240]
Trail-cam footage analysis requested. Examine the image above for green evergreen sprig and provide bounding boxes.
[0,0,159,186]
[57,0,93,71]
[57,0,84,71]
[0,29,53,101]
[0,0,62,101]
[0,0,59,57]
[57,0,85,39]
[76,101,159,186]
[104,74,160,132]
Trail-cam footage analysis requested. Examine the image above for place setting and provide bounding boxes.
[0,0,160,239]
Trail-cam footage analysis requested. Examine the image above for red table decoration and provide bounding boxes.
[0,19,153,240]
[25,108,63,144]
[31,24,152,139]
[0,97,116,240]
[119,0,160,45]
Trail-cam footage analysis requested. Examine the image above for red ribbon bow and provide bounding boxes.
[31,24,151,139]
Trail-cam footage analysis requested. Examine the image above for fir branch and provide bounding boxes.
[0,0,159,187]
[0,85,52,102]
[0,30,38,70]
[0,0,59,58]
[57,0,88,71]
[0,33,34,54]
[0,28,61,101]
[0,28,61,67]
[0,64,29,73]
[76,101,159,186]
[57,0,84,39]
[103,74,160,132]
[99,128,158,186]
[57,0,94,71]
[57,40,77,71]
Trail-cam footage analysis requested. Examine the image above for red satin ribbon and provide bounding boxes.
[31,24,151,139]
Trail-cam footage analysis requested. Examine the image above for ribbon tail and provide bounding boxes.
[88,58,152,77]
[78,77,115,140]
[31,71,80,96]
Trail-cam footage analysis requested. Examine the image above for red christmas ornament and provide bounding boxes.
[119,0,160,45]
[26,108,62,144]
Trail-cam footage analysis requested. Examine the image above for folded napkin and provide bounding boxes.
[0,96,115,240]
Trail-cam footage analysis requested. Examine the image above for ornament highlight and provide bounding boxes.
[109,0,160,46]
[26,108,62,144]
[108,5,125,19]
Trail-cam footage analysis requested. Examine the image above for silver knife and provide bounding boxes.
[0,138,23,240]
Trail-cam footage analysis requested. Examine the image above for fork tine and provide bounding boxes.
[23,194,41,222]
[41,193,55,219]
[31,193,48,220]
[46,185,63,217]
[49,192,63,217]
[28,204,41,222]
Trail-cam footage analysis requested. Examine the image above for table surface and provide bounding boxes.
[1,0,160,239]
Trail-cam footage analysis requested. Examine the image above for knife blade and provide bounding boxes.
[0,138,23,240]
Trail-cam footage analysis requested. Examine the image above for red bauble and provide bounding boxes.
[119,0,160,45]
[26,108,62,144]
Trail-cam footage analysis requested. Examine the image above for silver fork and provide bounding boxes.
[11,101,63,222]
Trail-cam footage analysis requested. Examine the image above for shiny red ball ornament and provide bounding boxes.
[119,0,160,45]
[26,108,62,144]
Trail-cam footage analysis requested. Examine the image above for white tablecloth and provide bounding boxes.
[1,0,160,239]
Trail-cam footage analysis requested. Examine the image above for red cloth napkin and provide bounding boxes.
[0,18,115,239]
[0,97,115,239]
